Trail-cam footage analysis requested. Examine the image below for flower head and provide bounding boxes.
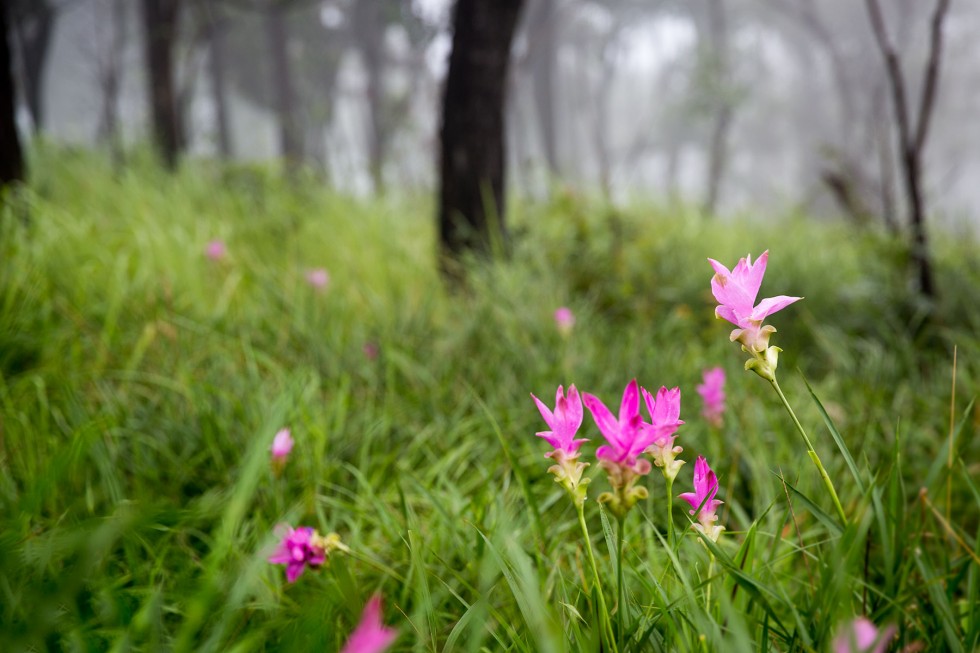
[306,268,330,290]
[641,386,685,481]
[363,342,379,360]
[267,525,326,582]
[531,385,587,456]
[583,380,651,466]
[583,380,653,517]
[553,307,575,336]
[678,456,724,541]
[271,428,294,460]
[832,617,896,653]
[697,367,726,428]
[532,385,589,502]
[708,251,801,353]
[205,240,227,261]
[341,594,398,653]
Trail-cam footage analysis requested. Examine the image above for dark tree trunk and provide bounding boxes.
[526,0,559,176]
[1,0,25,189]
[265,1,301,168]
[97,0,127,171]
[701,0,733,216]
[10,0,54,134]
[141,0,183,170]
[205,5,232,159]
[439,0,524,269]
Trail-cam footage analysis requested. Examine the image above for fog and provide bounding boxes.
[12,0,980,228]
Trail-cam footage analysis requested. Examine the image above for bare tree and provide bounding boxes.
[265,0,301,168]
[1,0,25,190]
[864,0,950,299]
[9,0,55,134]
[439,0,524,270]
[141,0,184,169]
[91,0,128,169]
[201,0,232,158]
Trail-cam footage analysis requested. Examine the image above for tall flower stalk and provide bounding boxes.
[708,251,847,525]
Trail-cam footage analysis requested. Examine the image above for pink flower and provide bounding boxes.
[531,385,587,457]
[306,268,330,290]
[363,342,379,360]
[707,251,801,352]
[268,525,326,582]
[678,456,724,541]
[271,428,294,460]
[553,307,575,335]
[583,380,651,466]
[832,617,896,653]
[205,240,227,261]
[341,594,398,653]
[641,386,685,480]
[697,367,726,428]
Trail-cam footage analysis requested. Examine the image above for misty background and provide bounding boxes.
[12,0,980,229]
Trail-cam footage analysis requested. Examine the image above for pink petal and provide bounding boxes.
[742,250,768,303]
[618,380,640,424]
[750,295,802,323]
[531,393,556,431]
[583,392,622,449]
[563,385,583,432]
[341,595,398,653]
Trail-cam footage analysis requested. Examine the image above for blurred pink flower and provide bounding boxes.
[583,380,651,467]
[205,240,226,261]
[341,594,398,653]
[306,268,330,290]
[267,525,325,582]
[531,385,587,457]
[271,428,293,460]
[697,367,726,428]
[678,456,724,541]
[363,342,379,360]
[707,251,801,352]
[553,307,575,335]
[832,617,896,653]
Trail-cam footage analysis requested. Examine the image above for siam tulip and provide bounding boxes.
[583,380,654,518]
[363,342,379,360]
[678,456,725,542]
[697,367,726,428]
[306,268,330,290]
[341,594,398,653]
[641,385,685,482]
[270,428,294,475]
[553,307,575,336]
[531,385,590,504]
[708,250,801,381]
[832,617,896,653]
[205,239,227,262]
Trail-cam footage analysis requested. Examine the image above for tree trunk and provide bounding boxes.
[1,0,25,189]
[10,0,54,134]
[97,0,127,171]
[265,1,301,169]
[438,0,524,270]
[141,0,183,170]
[701,0,733,216]
[352,1,386,192]
[525,0,559,177]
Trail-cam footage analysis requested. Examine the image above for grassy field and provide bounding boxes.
[1,150,978,652]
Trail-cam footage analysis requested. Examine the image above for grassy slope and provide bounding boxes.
[0,152,978,651]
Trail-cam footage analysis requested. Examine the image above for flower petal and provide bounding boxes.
[750,295,802,323]
[583,392,622,449]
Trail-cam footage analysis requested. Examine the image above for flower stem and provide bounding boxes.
[616,515,626,642]
[769,377,847,525]
[577,504,619,653]
[664,475,675,549]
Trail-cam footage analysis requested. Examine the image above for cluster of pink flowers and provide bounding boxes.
[532,378,723,538]
[697,367,726,428]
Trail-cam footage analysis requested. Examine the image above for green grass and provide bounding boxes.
[0,149,978,651]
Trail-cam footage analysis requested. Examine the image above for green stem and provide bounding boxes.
[616,516,626,642]
[770,377,848,525]
[664,475,675,549]
[577,504,619,653]
[705,554,715,612]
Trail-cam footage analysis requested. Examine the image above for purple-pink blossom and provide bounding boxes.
[553,307,575,335]
[341,594,398,653]
[641,385,685,480]
[268,525,326,582]
[205,240,227,261]
[832,617,896,653]
[271,428,294,460]
[531,385,587,457]
[707,251,801,352]
[583,380,651,466]
[306,268,330,290]
[679,456,722,516]
[697,367,726,428]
